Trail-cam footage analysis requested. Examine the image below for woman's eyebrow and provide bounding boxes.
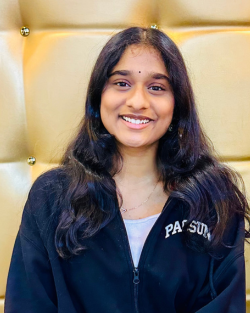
[108,70,170,83]
[108,70,130,77]
[150,72,171,83]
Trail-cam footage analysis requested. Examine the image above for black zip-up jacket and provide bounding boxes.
[5,169,246,313]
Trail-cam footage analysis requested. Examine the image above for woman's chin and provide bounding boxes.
[116,139,158,151]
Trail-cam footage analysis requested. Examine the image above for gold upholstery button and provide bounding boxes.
[150,24,158,29]
[27,156,36,166]
[20,26,30,37]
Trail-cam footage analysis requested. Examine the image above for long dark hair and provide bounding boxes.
[55,27,250,258]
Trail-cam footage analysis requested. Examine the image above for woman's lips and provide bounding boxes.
[120,115,153,129]
[120,114,153,121]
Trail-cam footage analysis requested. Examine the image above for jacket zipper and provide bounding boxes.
[133,267,140,313]
[119,214,141,313]
[127,228,140,313]
[118,198,173,313]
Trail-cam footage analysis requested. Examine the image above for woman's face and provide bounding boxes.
[100,44,175,150]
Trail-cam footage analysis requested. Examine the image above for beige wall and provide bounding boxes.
[0,0,250,311]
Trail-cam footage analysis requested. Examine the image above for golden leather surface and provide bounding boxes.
[0,0,22,31]
[0,33,28,162]
[19,0,155,29]
[158,0,250,26]
[0,299,4,313]
[0,1,249,310]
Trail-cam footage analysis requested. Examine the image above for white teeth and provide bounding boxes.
[122,116,150,124]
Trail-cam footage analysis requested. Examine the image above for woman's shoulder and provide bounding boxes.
[19,167,70,243]
[31,166,69,196]
[32,166,68,189]
[24,167,69,217]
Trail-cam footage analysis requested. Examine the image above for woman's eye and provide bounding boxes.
[149,86,165,91]
[115,82,129,87]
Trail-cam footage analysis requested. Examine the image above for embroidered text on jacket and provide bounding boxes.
[165,220,211,239]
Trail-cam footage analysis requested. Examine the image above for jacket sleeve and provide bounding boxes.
[4,172,59,313]
[191,218,246,313]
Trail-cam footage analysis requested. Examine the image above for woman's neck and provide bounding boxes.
[113,143,169,220]
[114,144,159,186]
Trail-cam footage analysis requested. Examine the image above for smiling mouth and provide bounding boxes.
[121,116,151,125]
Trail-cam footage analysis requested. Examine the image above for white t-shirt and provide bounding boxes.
[123,213,160,267]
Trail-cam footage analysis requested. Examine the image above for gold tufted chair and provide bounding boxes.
[0,1,250,311]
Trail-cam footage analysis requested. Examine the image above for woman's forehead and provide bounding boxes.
[113,44,168,75]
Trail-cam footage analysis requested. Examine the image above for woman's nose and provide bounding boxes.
[126,86,150,110]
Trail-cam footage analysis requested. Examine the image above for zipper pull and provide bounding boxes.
[133,268,140,284]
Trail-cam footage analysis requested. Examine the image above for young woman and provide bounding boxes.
[5,27,250,313]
